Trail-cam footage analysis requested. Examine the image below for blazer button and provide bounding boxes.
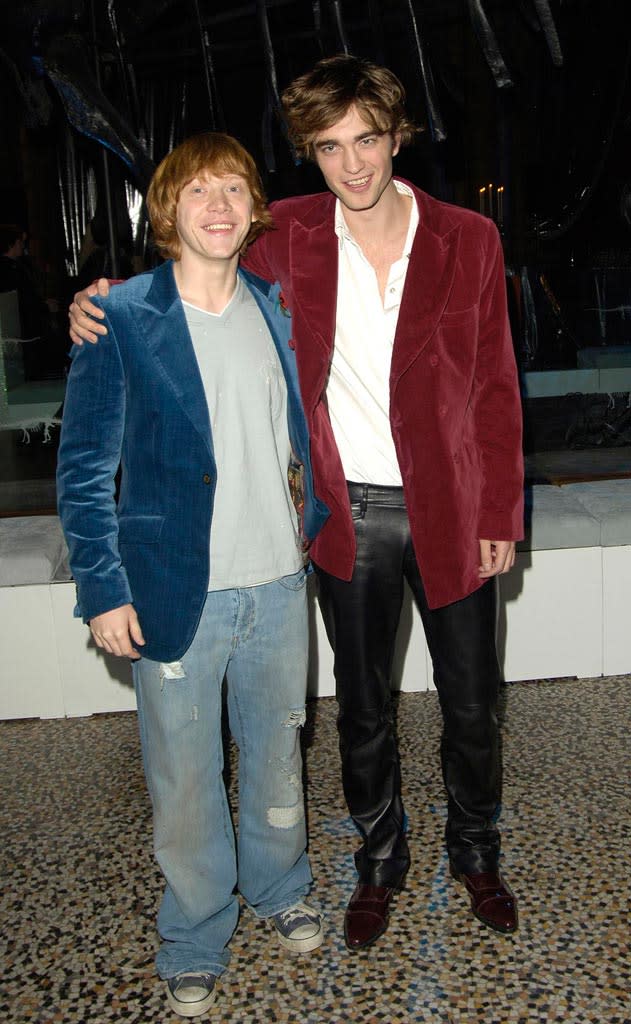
[203,473,211,484]
[430,354,439,367]
[288,337,295,349]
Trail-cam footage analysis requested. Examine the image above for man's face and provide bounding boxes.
[312,105,400,214]
[175,172,256,267]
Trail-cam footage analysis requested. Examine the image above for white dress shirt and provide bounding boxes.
[328,180,419,485]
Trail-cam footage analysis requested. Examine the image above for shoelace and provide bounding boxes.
[278,906,309,926]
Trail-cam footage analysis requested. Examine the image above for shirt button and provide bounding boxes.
[203,473,211,484]
[389,287,396,294]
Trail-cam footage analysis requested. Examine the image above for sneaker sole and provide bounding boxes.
[165,984,216,1017]
[275,925,325,954]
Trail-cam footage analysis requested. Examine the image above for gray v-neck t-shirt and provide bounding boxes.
[183,277,303,590]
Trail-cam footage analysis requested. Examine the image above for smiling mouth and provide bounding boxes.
[202,223,234,231]
[344,175,371,188]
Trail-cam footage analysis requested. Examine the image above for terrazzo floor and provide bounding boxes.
[2,675,629,1023]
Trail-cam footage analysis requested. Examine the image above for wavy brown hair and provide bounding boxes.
[147,132,273,260]
[281,55,420,161]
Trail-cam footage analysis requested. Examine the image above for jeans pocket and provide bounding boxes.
[278,567,308,591]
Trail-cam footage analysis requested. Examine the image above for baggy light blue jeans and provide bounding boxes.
[132,568,312,979]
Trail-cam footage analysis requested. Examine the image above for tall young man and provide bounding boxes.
[69,55,524,951]
[58,133,328,1018]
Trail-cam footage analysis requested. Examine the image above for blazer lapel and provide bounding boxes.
[244,269,308,452]
[136,261,212,454]
[280,199,341,415]
[289,207,338,357]
[242,271,297,394]
[390,213,462,387]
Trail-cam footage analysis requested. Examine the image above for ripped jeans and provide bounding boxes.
[132,568,311,980]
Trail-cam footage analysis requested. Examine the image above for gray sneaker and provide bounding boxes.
[165,972,216,1017]
[271,902,324,954]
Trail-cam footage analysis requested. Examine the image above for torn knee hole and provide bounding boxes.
[282,708,306,728]
[267,800,304,829]
[159,661,186,681]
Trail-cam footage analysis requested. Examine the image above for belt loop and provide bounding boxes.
[361,483,368,516]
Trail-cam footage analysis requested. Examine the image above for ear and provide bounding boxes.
[392,133,402,158]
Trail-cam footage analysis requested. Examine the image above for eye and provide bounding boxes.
[319,144,337,155]
[359,137,376,147]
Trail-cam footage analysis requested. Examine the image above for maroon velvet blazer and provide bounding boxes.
[243,179,524,609]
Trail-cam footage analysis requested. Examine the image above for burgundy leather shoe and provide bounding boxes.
[451,868,518,934]
[344,883,397,950]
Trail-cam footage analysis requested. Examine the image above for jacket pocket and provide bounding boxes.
[117,514,165,544]
[439,305,478,328]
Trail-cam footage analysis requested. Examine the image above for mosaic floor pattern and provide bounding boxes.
[1,675,629,1023]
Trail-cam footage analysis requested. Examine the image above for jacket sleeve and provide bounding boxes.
[56,308,133,621]
[472,222,524,541]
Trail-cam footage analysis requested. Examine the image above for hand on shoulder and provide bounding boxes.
[69,278,111,345]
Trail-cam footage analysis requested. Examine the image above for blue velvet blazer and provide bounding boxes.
[57,260,329,662]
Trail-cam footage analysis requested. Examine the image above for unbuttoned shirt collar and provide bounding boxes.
[334,179,419,310]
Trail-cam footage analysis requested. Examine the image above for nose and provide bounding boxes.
[342,145,364,175]
[206,187,230,211]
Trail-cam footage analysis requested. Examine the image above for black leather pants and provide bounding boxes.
[314,482,502,885]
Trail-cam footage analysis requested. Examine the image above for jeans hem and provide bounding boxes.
[248,884,313,920]
[157,958,228,980]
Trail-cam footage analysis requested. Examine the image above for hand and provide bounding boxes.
[89,603,145,659]
[69,278,110,345]
[478,539,516,578]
